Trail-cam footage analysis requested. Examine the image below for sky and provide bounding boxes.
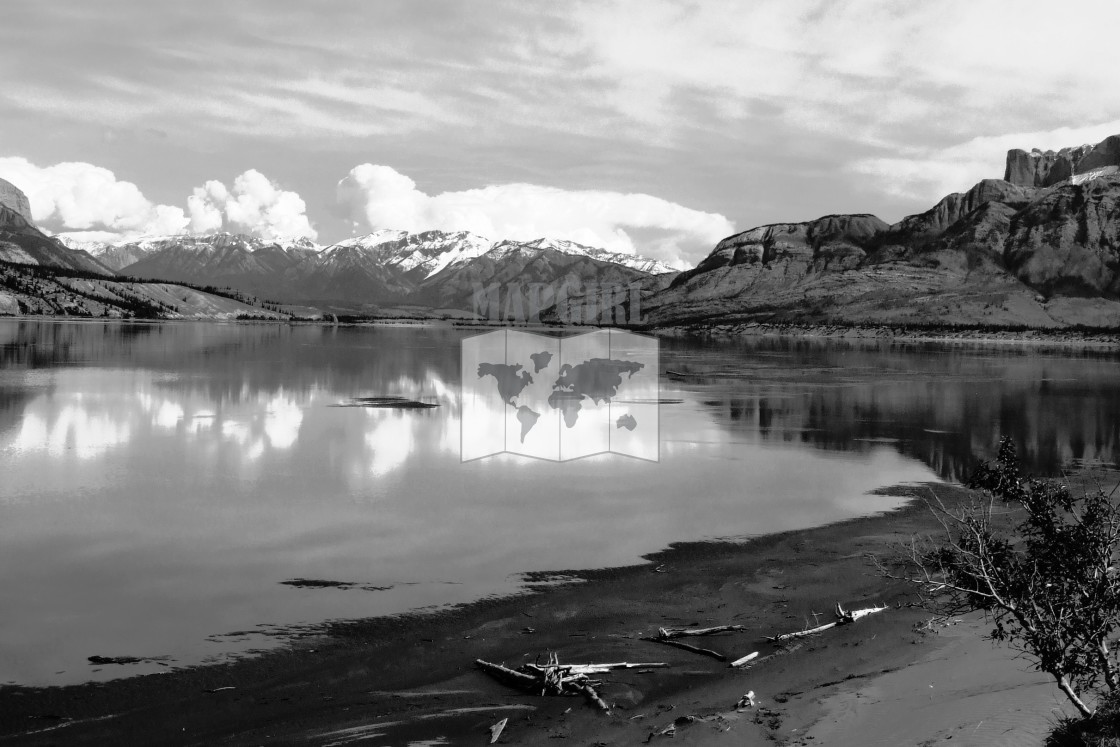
[2,0,1120,269]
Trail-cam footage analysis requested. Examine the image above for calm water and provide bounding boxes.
[1,321,1117,686]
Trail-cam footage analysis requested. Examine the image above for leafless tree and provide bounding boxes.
[876,438,1120,718]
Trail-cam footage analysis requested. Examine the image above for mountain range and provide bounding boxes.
[50,230,676,313]
[644,135,1120,329]
[5,133,1120,328]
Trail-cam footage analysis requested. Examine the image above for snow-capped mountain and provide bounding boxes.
[329,230,491,279]
[121,233,309,286]
[491,238,677,274]
[56,229,677,309]
[414,238,677,312]
[55,232,323,272]
[54,235,147,272]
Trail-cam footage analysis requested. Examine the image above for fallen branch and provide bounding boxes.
[644,637,727,661]
[767,620,839,642]
[526,662,668,675]
[743,641,803,668]
[476,659,540,690]
[572,682,612,714]
[766,602,888,642]
[657,624,746,639]
[838,602,889,621]
[729,652,759,667]
[477,653,655,714]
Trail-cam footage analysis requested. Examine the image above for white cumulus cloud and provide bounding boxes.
[187,169,317,240]
[0,157,188,236]
[0,159,317,243]
[337,164,733,267]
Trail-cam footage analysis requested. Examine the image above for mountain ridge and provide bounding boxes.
[8,133,1120,328]
[640,133,1120,330]
[64,229,677,310]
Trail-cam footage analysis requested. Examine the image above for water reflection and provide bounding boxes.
[662,336,1120,481]
[1,321,1116,686]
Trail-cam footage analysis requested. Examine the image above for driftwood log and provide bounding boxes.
[644,637,727,661]
[475,659,540,690]
[767,602,888,642]
[525,662,669,675]
[729,651,759,667]
[657,624,746,639]
[477,654,667,714]
[644,623,747,660]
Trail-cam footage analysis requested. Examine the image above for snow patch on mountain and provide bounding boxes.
[57,229,675,280]
[492,237,677,274]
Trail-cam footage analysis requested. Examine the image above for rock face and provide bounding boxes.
[1003,175,1120,297]
[1005,135,1120,188]
[416,240,664,315]
[672,213,888,287]
[647,134,1120,329]
[887,179,1039,240]
[0,178,32,223]
[0,198,113,275]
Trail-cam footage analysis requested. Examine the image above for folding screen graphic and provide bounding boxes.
[460,329,659,462]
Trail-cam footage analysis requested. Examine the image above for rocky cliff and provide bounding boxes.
[0,204,113,275]
[1003,175,1120,297]
[0,178,32,223]
[673,213,887,285]
[647,135,1120,330]
[887,179,1038,240]
[1005,134,1120,187]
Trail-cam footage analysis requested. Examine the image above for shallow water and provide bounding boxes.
[0,320,1116,685]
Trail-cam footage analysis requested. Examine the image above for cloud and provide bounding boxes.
[9,1,1120,237]
[0,159,316,242]
[568,0,1120,141]
[337,164,733,267]
[187,169,317,240]
[851,120,1120,202]
[0,157,188,235]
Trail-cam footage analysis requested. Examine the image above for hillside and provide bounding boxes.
[643,135,1120,329]
[0,202,290,320]
[11,133,1120,328]
[0,205,114,275]
[68,230,677,315]
[0,262,288,320]
[414,240,668,312]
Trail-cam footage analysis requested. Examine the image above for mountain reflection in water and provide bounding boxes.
[0,320,1117,685]
[663,335,1120,481]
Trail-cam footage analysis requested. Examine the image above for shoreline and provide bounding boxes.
[658,320,1120,347]
[0,481,1069,746]
[6,313,1120,348]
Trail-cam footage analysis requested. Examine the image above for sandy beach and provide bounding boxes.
[0,481,1076,746]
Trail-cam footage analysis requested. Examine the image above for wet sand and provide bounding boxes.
[0,482,1071,746]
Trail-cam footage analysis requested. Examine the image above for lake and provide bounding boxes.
[1,320,1118,686]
